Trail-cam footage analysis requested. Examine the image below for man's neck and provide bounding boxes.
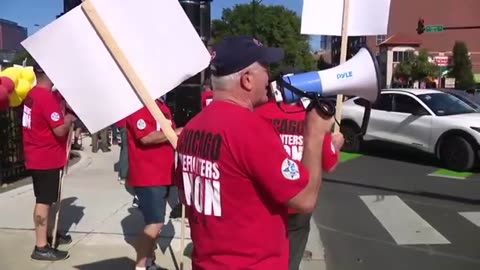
[36,82,52,90]
[213,90,254,110]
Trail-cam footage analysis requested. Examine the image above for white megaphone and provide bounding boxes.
[270,47,381,105]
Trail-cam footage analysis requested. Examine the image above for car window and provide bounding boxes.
[372,94,393,111]
[417,93,477,116]
[392,94,429,115]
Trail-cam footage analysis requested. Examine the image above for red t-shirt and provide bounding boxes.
[201,89,213,109]
[254,100,339,172]
[22,86,67,170]
[176,101,309,270]
[126,100,175,187]
[115,117,127,128]
[254,100,339,214]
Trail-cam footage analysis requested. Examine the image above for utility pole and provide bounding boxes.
[251,0,263,38]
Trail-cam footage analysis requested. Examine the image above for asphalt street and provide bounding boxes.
[330,142,480,202]
[315,180,480,270]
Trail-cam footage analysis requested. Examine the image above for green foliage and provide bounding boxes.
[211,3,315,75]
[394,49,440,82]
[11,49,31,65]
[449,41,475,89]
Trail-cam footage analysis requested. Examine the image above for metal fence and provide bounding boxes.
[0,106,27,185]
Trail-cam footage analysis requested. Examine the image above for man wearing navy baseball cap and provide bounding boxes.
[175,36,334,269]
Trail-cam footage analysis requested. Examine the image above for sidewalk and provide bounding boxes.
[0,139,326,270]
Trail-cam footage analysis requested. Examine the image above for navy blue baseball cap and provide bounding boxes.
[210,36,285,76]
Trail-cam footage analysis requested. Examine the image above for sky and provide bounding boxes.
[0,0,321,50]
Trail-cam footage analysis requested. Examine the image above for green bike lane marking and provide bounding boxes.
[428,168,474,180]
[337,152,476,180]
[340,152,363,162]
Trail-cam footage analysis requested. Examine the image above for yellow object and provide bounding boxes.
[8,91,23,107]
[0,67,21,86]
[16,78,31,100]
[20,67,35,85]
[1,66,37,107]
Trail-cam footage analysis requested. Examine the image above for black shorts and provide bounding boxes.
[31,168,63,205]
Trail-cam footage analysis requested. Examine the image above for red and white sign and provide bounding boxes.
[434,56,449,67]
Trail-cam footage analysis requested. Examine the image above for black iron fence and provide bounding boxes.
[0,106,27,185]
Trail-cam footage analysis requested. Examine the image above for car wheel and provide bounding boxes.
[340,123,362,153]
[439,136,475,171]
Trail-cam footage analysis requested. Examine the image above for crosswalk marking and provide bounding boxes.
[459,212,480,227]
[360,195,451,245]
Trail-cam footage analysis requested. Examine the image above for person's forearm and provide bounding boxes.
[141,131,168,145]
[53,119,73,137]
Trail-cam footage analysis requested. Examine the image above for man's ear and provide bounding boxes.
[240,72,254,92]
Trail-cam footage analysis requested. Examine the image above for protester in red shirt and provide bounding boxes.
[175,36,334,270]
[22,63,76,261]
[201,79,213,108]
[255,97,344,270]
[125,99,182,270]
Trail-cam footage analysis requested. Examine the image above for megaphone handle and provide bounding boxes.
[333,94,344,133]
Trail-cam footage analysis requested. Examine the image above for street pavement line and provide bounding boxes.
[360,195,451,245]
[459,212,480,227]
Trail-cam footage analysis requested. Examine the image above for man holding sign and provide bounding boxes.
[22,63,75,261]
[176,36,333,269]
[125,98,182,270]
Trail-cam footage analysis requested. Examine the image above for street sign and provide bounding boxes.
[434,56,448,66]
[425,25,444,32]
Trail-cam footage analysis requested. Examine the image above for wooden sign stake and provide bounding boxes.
[334,0,350,133]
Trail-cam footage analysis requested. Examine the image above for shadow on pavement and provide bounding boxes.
[51,197,85,233]
[361,141,439,167]
[73,256,135,270]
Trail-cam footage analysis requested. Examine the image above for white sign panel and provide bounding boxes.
[301,0,392,36]
[21,0,211,133]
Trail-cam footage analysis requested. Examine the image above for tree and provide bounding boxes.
[449,41,475,89]
[11,49,31,65]
[393,49,440,84]
[211,3,315,75]
[410,49,440,81]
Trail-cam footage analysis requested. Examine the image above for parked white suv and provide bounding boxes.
[341,88,480,171]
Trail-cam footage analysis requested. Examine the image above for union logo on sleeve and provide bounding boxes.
[50,112,60,122]
[137,119,146,130]
[281,158,300,180]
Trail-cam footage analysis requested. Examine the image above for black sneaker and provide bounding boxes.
[31,245,70,261]
[48,233,73,247]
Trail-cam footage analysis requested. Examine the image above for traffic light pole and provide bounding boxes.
[443,25,480,30]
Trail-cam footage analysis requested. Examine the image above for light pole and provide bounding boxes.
[252,0,263,38]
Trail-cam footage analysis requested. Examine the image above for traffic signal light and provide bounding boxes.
[417,18,425,34]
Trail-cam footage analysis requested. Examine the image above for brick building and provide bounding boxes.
[0,19,28,64]
[365,0,480,88]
